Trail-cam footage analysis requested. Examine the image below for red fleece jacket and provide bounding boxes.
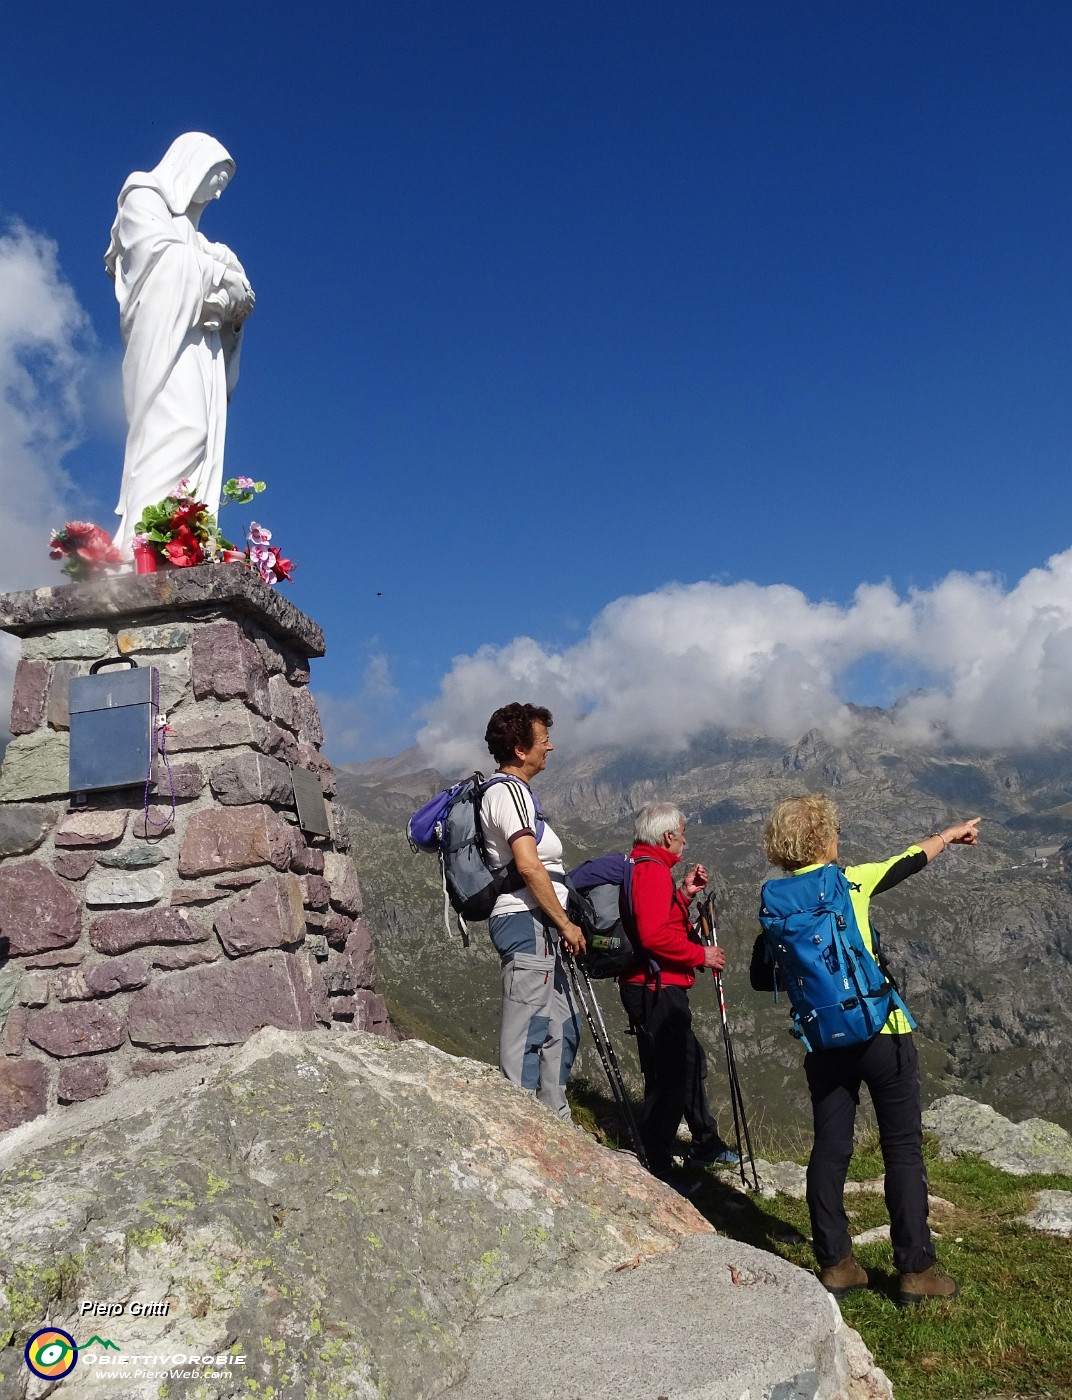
[620,843,706,988]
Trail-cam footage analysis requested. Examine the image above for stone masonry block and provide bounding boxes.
[23,948,83,969]
[346,918,377,988]
[325,919,377,994]
[55,850,99,881]
[153,652,192,711]
[0,860,82,955]
[214,873,306,957]
[331,803,352,851]
[165,762,205,800]
[302,875,331,910]
[131,810,178,839]
[152,944,220,970]
[117,623,192,652]
[352,989,392,1036]
[294,688,324,746]
[191,621,249,702]
[179,806,298,877]
[287,654,311,685]
[18,973,49,1007]
[55,968,91,1001]
[305,909,351,948]
[170,886,230,906]
[57,1058,109,1103]
[210,752,294,807]
[10,658,50,735]
[0,730,71,801]
[0,1059,48,1131]
[45,660,81,730]
[83,954,152,997]
[0,804,56,858]
[297,949,331,1026]
[291,843,325,875]
[23,628,110,661]
[324,854,362,916]
[264,723,299,765]
[2,1006,28,1055]
[55,808,128,847]
[85,868,168,906]
[127,952,315,1048]
[167,705,268,754]
[98,846,168,870]
[90,907,207,955]
[28,1002,126,1057]
[192,622,270,716]
[268,673,297,731]
[253,634,286,676]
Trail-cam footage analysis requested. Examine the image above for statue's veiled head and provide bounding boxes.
[149,132,236,215]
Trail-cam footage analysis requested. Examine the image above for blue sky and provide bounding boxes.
[2,3,1071,762]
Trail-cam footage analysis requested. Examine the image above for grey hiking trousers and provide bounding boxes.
[489,908,581,1120]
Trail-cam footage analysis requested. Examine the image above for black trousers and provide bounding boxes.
[805,1032,935,1275]
[619,981,721,1172]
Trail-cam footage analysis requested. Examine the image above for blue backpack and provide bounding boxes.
[757,863,915,1051]
[408,773,546,942]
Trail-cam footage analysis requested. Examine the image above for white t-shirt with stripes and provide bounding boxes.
[480,776,567,917]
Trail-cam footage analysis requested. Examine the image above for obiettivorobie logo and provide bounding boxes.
[24,1328,121,1379]
[25,1327,247,1383]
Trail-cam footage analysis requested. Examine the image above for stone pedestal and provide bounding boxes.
[0,566,390,1132]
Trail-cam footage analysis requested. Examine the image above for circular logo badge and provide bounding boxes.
[25,1328,79,1379]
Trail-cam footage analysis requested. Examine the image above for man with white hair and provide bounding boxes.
[619,802,737,1189]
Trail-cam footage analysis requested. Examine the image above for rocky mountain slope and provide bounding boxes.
[339,714,1072,1139]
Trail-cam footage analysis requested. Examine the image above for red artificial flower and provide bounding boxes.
[163,525,205,567]
[273,554,295,583]
[170,499,208,533]
[48,522,123,575]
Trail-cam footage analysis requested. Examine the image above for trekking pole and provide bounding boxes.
[564,955,649,1171]
[696,895,760,1191]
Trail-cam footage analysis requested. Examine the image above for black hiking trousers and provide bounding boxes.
[619,981,722,1173]
[805,1032,936,1275]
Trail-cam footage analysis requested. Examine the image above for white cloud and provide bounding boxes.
[0,221,95,712]
[417,551,1072,769]
[319,651,407,761]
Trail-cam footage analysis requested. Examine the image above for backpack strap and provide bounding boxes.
[482,774,546,844]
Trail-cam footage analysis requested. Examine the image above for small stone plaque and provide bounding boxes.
[290,765,331,837]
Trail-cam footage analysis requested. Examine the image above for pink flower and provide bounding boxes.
[235,476,255,490]
[248,522,272,546]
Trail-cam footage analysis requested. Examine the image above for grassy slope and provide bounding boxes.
[687,1138,1072,1400]
[571,1083,1072,1398]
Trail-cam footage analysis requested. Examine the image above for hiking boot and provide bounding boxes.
[818,1253,871,1299]
[897,1265,958,1305]
[687,1140,741,1168]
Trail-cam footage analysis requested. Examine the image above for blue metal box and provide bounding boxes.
[68,659,159,794]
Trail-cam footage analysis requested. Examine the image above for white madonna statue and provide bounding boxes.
[105,132,255,555]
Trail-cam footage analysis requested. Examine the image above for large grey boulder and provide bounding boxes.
[923,1094,1072,1176]
[0,1030,890,1399]
[1018,1189,1072,1238]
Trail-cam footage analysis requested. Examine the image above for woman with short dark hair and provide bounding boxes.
[479,703,585,1119]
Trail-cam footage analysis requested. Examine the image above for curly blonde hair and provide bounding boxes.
[764,794,839,870]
